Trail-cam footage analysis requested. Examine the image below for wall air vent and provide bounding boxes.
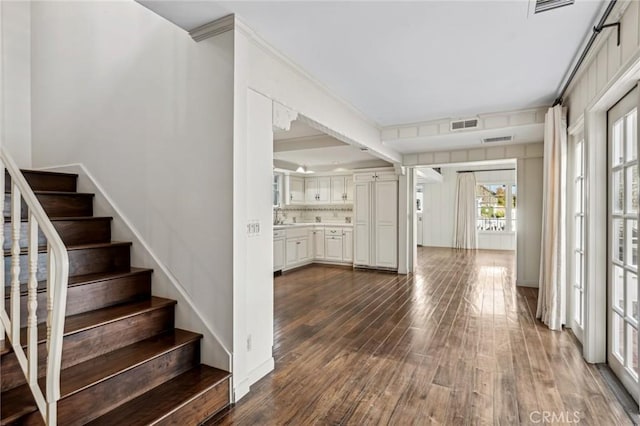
[450,118,479,132]
[482,135,513,144]
[535,0,574,14]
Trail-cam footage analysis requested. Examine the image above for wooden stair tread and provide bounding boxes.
[3,240,132,256]
[65,296,174,336]
[4,267,153,298]
[86,365,231,426]
[0,330,201,422]
[0,170,230,424]
[4,190,92,196]
[1,297,175,356]
[3,216,112,223]
[11,169,79,178]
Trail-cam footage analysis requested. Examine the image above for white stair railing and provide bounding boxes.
[0,147,69,425]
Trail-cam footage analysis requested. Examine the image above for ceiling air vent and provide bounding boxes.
[482,135,513,144]
[535,0,574,14]
[450,118,479,132]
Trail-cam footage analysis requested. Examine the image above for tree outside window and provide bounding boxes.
[476,183,516,232]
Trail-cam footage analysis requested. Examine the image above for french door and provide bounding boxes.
[571,132,585,342]
[608,86,639,401]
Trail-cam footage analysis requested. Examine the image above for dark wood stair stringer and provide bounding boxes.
[0,169,231,425]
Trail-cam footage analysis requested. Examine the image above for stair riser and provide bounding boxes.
[1,303,174,392]
[5,271,152,328]
[4,193,93,219]
[3,244,131,283]
[154,379,230,426]
[19,341,200,426]
[2,219,112,250]
[6,172,77,193]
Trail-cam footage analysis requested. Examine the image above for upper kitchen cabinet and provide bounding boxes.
[286,175,305,205]
[273,173,283,207]
[283,173,354,206]
[305,177,331,204]
[353,170,398,183]
[330,175,354,204]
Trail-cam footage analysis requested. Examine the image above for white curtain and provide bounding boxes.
[453,173,478,249]
[537,105,567,331]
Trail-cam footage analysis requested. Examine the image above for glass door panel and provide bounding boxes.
[608,86,639,401]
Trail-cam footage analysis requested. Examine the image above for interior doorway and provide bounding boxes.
[416,161,517,252]
[416,184,424,246]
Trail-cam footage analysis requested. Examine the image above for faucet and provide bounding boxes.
[274,208,284,225]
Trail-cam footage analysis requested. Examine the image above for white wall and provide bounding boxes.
[422,165,516,251]
[516,157,543,287]
[230,18,403,399]
[231,88,274,399]
[1,0,32,166]
[30,1,234,369]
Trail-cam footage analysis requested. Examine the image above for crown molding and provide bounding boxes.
[189,14,235,42]
[403,141,544,167]
[381,106,548,142]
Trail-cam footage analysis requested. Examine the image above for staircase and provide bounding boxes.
[0,170,230,425]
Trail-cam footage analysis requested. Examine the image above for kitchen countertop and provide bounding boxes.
[274,223,353,230]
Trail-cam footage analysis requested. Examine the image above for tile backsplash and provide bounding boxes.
[274,206,353,224]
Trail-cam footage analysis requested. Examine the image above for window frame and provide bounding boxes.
[475,182,517,233]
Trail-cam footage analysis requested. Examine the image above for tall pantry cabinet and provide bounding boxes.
[353,170,398,270]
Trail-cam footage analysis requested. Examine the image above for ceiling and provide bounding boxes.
[274,120,390,171]
[139,0,604,126]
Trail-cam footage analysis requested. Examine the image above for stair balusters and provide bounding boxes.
[0,148,70,426]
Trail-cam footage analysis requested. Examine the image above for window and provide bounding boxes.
[476,183,516,232]
[273,174,282,207]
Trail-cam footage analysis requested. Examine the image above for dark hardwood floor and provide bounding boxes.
[209,247,631,425]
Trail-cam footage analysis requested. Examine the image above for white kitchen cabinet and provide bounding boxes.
[353,170,398,270]
[285,239,299,265]
[285,236,309,267]
[305,177,331,203]
[354,182,371,266]
[342,229,353,262]
[284,227,311,268]
[311,228,325,260]
[325,234,343,261]
[298,238,310,263]
[274,237,285,272]
[330,175,354,204]
[374,181,398,268]
[353,170,397,183]
[345,176,354,203]
[287,176,305,205]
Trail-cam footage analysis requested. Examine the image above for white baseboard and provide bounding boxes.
[516,280,539,288]
[234,357,275,402]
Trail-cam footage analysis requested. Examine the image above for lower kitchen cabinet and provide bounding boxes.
[342,229,353,262]
[285,236,309,268]
[274,238,285,272]
[275,225,354,271]
[310,228,325,260]
[325,235,343,261]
